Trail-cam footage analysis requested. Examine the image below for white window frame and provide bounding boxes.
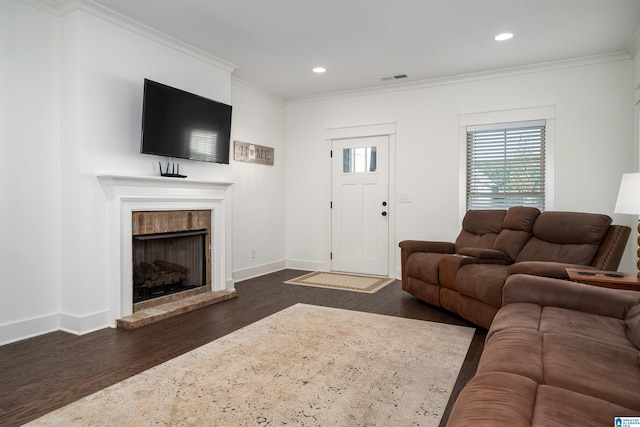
[458,106,556,221]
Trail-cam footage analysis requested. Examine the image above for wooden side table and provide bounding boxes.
[566,268,640,291]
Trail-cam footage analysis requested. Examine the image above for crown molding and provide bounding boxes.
[17,0,78,15]
[626,24,640,58]
[287,52,632,105]
[17,0,238,74]
[231,76,286,105]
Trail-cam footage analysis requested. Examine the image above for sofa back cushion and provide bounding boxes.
[493,206,541,259]
[515,211,612,265]
[626,300,640,350]
[455,210,506,251]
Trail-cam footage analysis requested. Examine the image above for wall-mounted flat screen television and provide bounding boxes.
[141,79,232,164]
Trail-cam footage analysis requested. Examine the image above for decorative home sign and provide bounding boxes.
[234,141,274,166]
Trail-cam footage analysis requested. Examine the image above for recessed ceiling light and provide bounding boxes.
[312,67,327,73]
[494,32,514,41]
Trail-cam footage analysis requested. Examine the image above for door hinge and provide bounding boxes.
[330,150,333,158]
[330,201,333,209]
[330,252,333,260]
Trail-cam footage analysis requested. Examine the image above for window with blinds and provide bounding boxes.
[466,121,545,210]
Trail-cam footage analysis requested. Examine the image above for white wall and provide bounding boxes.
[1,1,287,344]
[56,9,234,335]
[286,59,637,277]
[630,46,640,271]
[230,81,287,281]
[634,46,640,167]
[0,1,62,342]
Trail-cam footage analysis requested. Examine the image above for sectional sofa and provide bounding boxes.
[399,207,631,328]
[446,274,640,426]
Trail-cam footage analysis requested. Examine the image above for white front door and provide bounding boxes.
[331,135,389,276]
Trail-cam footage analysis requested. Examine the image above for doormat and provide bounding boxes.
[284,271,396,294]
[24,304,474,427]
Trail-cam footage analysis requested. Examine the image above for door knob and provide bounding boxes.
[382,201,387,206]
[381,211,387,216]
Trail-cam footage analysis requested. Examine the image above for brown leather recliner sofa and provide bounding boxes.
[399,207,631,328]
[446,274,640,426]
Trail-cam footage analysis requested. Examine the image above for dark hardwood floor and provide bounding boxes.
[0,269,486,426]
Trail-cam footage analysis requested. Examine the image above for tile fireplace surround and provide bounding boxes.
[98,175,234,326]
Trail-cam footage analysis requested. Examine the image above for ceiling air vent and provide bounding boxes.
[380,74,408,82]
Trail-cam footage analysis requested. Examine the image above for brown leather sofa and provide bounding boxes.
[446,274,640,426]
[399,207,631,328]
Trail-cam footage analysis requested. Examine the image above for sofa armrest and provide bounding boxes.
[506,261,592,279]
[398,240,455,255]
[457,247,512,261]
[439,254,478,289]
[439,251,513,290]
[399,240,456,284]
[503,274,639,319]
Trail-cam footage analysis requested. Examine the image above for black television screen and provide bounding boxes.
[141,79,232,164]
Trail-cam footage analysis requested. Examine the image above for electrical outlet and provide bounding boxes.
[251,248,256,259]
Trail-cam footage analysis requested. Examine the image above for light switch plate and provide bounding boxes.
[398,193,411,203]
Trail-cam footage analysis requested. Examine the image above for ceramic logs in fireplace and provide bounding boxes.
[131,210,211,305]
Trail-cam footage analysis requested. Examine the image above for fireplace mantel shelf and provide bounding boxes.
[97,174,233,189]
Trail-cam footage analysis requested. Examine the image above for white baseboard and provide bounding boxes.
[0,313,60,345]
[0,310,112,345]
[286,259,329,272]
[233,259,287,283]
[59,310,112,335]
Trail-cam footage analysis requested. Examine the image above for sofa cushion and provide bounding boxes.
[515,212,612,265]
[540,307,631,349]
[456,264,508,308]
[531,385,638,427]
[447,373,638,427]
[626,300,640,350]
[493,206,540,259]
[446,372,538,427]
[478,329,544,383]
[455,210,506,251]
[515,238,602,265]
[489,302,543,336]
[532,211,612,244]
[540,306,633,350]
[491,302,633,351]
[486,321,640,411]
[543,333,640,411]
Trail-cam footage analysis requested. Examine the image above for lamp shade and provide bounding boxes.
[615,173,640,215]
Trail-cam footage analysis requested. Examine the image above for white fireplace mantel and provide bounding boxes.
[98,174,234,194]
[98,174,234,326]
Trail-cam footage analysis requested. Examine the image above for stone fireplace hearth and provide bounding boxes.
[98,174,235,327]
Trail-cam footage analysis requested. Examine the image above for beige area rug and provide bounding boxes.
[285,271,396,294]
[26,304,475,427]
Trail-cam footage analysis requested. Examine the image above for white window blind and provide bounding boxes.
[466,120,545,210]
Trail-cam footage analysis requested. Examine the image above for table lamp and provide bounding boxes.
[614,172,640,276]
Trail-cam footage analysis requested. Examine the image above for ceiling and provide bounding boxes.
[90,0,640,100]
